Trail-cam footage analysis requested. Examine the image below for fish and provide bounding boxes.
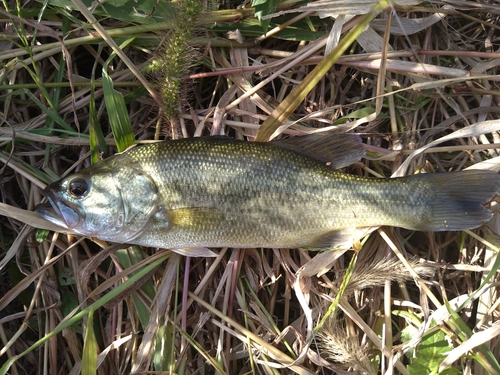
[35,134,500,256]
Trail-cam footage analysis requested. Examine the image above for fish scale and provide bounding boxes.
[36,135,500,255]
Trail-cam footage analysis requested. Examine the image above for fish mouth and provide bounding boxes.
[35,188,82,230]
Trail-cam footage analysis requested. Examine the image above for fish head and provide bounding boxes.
[36,161,160,243]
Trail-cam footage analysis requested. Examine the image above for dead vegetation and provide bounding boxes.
[1,0,500,374]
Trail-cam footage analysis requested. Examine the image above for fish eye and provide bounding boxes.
[68,177,89,198]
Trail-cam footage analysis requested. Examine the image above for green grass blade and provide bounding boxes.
[458,232,500,311]
[102,38,137,152]
[315,251,358,335]
[153,323,175,371]
[0,254,170,375]
[177,326,227,374]
[82,308,97,375]
[115,247,155,329]
[89,45,108,163]
[43,0,178,24]
[252,0,278,33]
[445,301,500,374]
[24,90,74,132]
[255,0,389,141]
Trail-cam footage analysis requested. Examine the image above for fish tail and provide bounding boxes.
[412,170,499,231]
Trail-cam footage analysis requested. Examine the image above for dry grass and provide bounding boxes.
[1,0,500,374]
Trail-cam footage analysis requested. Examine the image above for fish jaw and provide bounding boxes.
[36,186,83,231]
[35,201,68,229]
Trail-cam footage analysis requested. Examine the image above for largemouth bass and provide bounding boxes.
[36,135,500,255]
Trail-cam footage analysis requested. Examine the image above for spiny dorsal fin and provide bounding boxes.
[273,133,365,169]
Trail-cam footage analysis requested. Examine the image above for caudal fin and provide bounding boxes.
[413,170,499,231]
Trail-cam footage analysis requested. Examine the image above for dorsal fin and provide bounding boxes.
[273,133,365,169]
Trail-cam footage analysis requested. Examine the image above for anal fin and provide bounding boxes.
[304,227,377,250]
